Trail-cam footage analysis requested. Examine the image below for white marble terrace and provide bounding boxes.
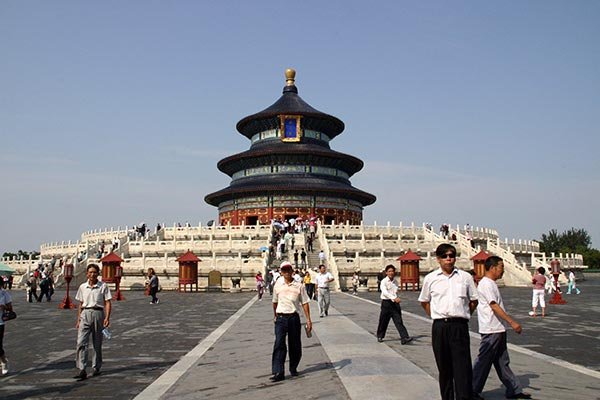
[3,221,584,291]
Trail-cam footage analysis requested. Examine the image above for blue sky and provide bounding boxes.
[1,1,599,252]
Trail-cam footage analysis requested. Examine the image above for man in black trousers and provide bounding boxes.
[376,264,413,344]
[419,244,478,400]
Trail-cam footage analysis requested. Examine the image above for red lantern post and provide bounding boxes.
[549,259,566,304]
[397,250,421,291]
[59,263,76,309]
[470,250,489,285]
[113,264,124,301]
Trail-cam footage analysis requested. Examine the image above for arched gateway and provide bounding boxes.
[205,69,376,225]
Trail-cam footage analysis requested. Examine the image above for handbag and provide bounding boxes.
[2,310,17,322]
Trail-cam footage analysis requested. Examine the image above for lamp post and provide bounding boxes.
[113,265,124,301]
[59,263,75,309]
[549,259,566,304]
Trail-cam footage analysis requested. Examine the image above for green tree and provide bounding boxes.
[539,228,598,268]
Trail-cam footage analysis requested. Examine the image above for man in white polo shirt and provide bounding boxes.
[270,261,312,382]
[472,256,531,400]
[418,243,478,400]
[316,264,334,318]
[74,264,112,380]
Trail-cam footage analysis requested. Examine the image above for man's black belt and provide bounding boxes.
[318,287,329,290]
[435,317,468,323]
[84,307,104,311]
[277,312,298,317]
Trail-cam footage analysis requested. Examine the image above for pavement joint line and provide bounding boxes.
[133,295,258,400]
[344,292,600,380]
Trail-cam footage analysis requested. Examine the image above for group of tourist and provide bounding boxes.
[266,242,533,399]
[25,262,57,303]
[419,244,531,399]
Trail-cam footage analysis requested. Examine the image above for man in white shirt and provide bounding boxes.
[74,264,112,380]
[418,244,478,400]
[472,256,531,400]
[376,264,412,344]
[270,262,312,382]
[316,264,334,317]
[318,250,326,264]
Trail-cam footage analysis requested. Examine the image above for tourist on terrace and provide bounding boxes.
[531,267,547,317]
[270,261,312,382]
[302,269,311,298]
[300,248,307,269]
[318,250,326,265]
[376,264,412,345]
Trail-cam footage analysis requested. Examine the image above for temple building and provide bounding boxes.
[205,69,376,225]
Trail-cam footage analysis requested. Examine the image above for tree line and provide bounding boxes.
[539,228,600,269]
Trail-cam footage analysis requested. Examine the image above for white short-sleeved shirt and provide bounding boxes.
[76,280,112,309]
[476,277,506,334]
[0,289,12,326]
[273,280,309,314]
[316,272,333,289]
[418,268,478,320]
[380,276,399,301]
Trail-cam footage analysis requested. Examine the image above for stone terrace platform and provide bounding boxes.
[1,275,599,399]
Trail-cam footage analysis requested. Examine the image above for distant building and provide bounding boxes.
[205,69,376,225]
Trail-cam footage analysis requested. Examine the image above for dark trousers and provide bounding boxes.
[306,283,315,300]
[376,300,410,340]
[0,324,5,358]
[150,287,158,303]
[432,319,473,400]
[472,332,521,397]
[272,312,302,375]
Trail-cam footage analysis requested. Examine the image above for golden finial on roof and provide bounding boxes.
[285,68,296,86]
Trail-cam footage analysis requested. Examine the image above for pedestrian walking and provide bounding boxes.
[147,268,160,304]
[351,272,359,295]
[418,243,478,400]
[74,264,112,380]
[472,256,531,399]
[567,270,581,295]
[318,250,326,265]
[316,264,334,317]
[256,272,265,301]
[0,279,13,375]
[270,262,312,382]
[376,265,413,344]
[531,267,547,317]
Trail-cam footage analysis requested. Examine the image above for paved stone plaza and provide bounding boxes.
[0,275,599,399]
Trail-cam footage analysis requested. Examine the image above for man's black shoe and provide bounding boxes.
[401,337,413,345]
[269,373,285,382]
[506,393,531,399]
[92,369,101,377]
[290,370,299,376]
[73,370,87,380]
[377,337,384,343]
[325,311,328,316]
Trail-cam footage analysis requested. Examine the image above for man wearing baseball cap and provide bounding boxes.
[270,261,312,382]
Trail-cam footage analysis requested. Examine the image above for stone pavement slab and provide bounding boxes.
[0,290,254,400]
[333,292,600,400]
[157,297,349,400]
